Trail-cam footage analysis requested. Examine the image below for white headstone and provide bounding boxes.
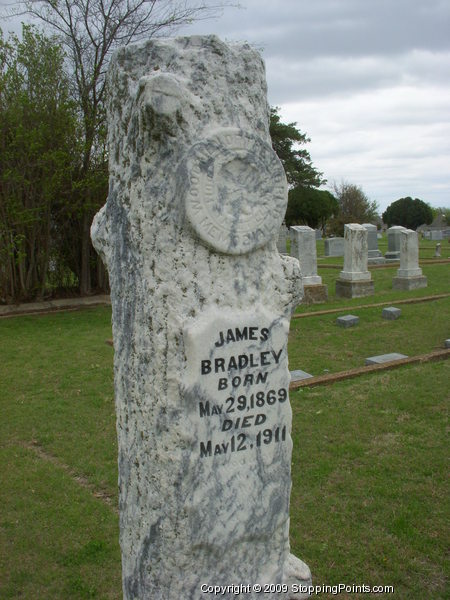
[91,35,311,600]
[392,229,427,290]
[290,226,322,285]
[339,224,371,281]
[396,229,423,277]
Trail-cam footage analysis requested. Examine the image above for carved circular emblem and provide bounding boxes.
[183,128,287,255]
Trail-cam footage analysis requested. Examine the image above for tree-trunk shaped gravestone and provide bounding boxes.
[92,35,311,600]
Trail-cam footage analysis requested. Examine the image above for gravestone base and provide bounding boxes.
[303,283,328,304]
[384,251,400,262]
[335,278,375,298]
[368,256,386,265]
[392,275,428,290]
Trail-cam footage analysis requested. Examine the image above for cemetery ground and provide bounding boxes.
[0,252,448,599]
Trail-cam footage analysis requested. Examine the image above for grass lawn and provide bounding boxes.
[0,261,449,598]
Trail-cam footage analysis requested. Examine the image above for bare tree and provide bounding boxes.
[13,0,231,294]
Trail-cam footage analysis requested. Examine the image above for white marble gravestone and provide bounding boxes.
[91,35,311,600]
[335,224,374,298]
[290,226,327,303]
[392,229,427,290]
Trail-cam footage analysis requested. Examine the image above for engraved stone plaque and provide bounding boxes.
[183,128,288,255]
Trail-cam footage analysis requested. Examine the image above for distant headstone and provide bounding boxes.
[324,237,344,257]
[290,225,328,303]
[277,222,289,254]
[315,229,322,240]
[363,223,384,264]
[385,226,406,261]
[445,339,450,349]
[91,35,311,599]
[392,229,427,290]
[335,224,374,298]
[434,243,441,258]
[382,307,401,320]
[430,230,443,241]
[365,353,408,365]
[336,314,359,328]
[290,369,314,382]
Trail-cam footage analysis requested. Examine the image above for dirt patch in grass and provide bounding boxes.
[19,440,118,514]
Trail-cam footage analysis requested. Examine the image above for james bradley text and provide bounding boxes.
[184,309,291,461]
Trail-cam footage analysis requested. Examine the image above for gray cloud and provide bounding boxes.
[1,0,449,210]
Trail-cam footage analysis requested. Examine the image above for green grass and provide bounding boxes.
[291,363,448,598]
[290,297,449,375]
[0,307,120,599]
[297,256,449,314]
[0,281,449,598]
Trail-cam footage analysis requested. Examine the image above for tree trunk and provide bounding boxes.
[79,212,92,295]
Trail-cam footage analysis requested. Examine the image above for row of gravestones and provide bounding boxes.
[278,223,431,264]
[280,223,427,301]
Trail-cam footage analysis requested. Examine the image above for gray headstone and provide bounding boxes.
[91,35,311,599]
[363,223,383,262]
[365,353,408,365]
[382,307,401,320]
[434,243,441,257]
[277,222,289,254]
[336,314,359,328]
[385,226,406,260]
[290,369,314,382]
[324,237,344,256]
[445,339,450,349]
[430,230,443,240]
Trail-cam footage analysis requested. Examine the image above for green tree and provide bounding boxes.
[21,0,231,294]
[285,187,338,229]
[270,107,325,189]
[0,25,79,302]
[328,181,379,236]
[382,197,433,230]
[430,206,449,226]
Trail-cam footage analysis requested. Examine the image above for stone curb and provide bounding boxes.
[289,348,450,390]
[292,293,450,319]
[317,258,450,269]
[0,295,111,318]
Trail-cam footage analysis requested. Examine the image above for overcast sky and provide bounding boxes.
[176,0,450,213]
[2,0,449,213]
